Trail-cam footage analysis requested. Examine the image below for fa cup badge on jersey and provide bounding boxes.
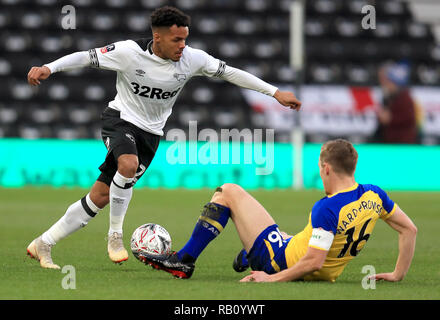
[100,43,115,54]
[173,73,187,82]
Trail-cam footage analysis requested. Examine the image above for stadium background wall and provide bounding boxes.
[0,138,439,191]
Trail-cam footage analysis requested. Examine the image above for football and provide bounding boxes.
[130,223,172,259]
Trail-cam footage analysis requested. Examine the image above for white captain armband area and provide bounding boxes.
[308,228,334,251]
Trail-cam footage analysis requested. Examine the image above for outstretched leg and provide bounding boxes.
[139,183,276,278]
[210,183,277,273]
[176,183,275,259]
[210,183,276,253]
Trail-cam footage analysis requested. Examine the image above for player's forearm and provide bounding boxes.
[393,228,417,280]
[269,258,318,282]
[44,51,90,74]
[220,66,278,97]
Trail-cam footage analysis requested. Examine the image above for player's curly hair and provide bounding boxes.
[150,6,191,28]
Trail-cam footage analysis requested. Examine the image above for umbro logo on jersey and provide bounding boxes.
[135,69,145,77]
[173,73,187,82]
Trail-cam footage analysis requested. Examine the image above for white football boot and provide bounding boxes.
[26,236,61,269]
[108,232,128,263]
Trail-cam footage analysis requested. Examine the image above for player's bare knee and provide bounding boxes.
[210,185,233,206]
[211,186,226,206]
[221,183,244,197]
[117,155,139,178]
[211,183,240,206]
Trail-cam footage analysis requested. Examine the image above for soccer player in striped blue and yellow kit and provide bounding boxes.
[140,139,417,282]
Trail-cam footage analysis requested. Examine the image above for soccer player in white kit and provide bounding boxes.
[26,6,301,269]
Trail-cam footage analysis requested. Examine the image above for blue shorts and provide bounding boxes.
[247,224,292,274]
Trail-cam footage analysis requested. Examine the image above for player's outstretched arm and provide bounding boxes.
[240,247,328,283]
[219,66,301,111]
[371,205,417,282]
[27,66,51,86]
[27,51,91,86]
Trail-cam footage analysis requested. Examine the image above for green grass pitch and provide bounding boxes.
[0,187,439,300]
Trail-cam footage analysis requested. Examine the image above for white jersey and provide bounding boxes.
[88,39,227,136]
[45,38,278,136]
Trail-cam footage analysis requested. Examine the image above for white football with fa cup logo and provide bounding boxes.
[130,223,172,260]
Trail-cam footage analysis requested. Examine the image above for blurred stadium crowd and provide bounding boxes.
[0,0,439,143]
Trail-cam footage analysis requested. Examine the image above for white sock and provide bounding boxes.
[41,194,101,246]
[108,171,133,236]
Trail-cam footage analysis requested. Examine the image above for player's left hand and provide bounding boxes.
[240,270,271,283]
[273,90,302,111]
[369,272,402,282]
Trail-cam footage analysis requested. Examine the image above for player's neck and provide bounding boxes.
[326,176,357,196]
[151,42,167,60]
